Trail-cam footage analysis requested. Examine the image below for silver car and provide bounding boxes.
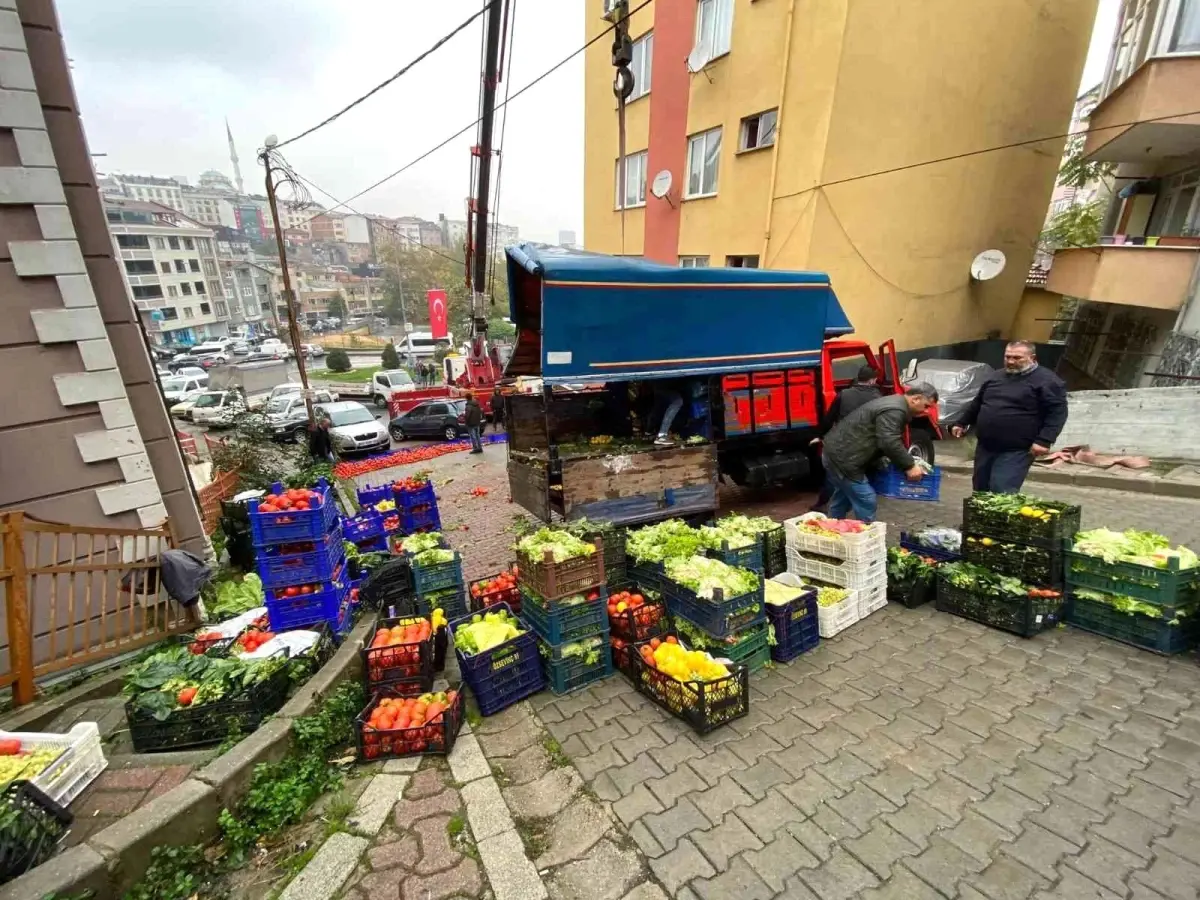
[315,401,390,455]
[903,359,994,427]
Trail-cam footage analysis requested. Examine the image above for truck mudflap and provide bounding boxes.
[724,449,812,488]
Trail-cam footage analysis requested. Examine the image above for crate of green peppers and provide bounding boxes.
[1066,528,1200,608]
[962,493,1080,548]
[885,546,937,609]
[123,644,293,752]
[1066,587,1200,655]
[935,562,1064,637]
[962,534,1064,587]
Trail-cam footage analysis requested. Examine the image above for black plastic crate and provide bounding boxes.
[581,526,627,587]
[760,526,787,579]
[887,578,934,609]
[356,687,464,760]
[125,660,292,752]
[358,557,415,611]
[627,556,668,594]
[1066,592,1200,655]
[414,587,469,622]
[1065,551,1200,608]
[0,781,71,885]
[765,589,820,663]
[607,588,669,643]
[611,637,637,683]
[361,615,434,691]
[934,576,1063,638]
[629,641,749,734]
[962,495,1081,549]
[963,535,1064,586]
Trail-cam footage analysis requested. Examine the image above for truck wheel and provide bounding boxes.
[908,427,936,464]
[374,394,387,409]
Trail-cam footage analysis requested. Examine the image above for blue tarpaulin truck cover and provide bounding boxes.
[504,244,852,384]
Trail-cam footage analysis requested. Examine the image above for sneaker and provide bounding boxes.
[653,435,673,447]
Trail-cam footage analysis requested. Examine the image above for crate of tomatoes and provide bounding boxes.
[356,687,463,760]
[606,587,668,642]
[249,480,338,546]
[469,567,521,613]
[393,476,436,510]
[362,616,434,691]
[265,562,349,632]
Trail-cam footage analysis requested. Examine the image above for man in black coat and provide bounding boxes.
[952,341,1068,494]
[809,366,882,511]
[308,416,335,463]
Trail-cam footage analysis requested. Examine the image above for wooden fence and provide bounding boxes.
[0,512,191,706]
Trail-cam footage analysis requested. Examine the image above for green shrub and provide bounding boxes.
[326,348,352,372]
[381,343,400,370]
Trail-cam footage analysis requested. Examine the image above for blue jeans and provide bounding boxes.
[973,445,1033,493]
[823,456,878,522]
[653,392,684,438]
[468,425,483,452]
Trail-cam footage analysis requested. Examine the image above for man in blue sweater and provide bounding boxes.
[952,341,1068,493]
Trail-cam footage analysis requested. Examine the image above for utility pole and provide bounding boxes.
[260,142,315,425]
[468,0,504,343]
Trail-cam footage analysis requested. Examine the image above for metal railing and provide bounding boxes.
[0,512,189,706]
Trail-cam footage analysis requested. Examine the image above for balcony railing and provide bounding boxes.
[1046,240,1199,310]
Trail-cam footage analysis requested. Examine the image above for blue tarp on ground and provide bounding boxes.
[505,244,853,384]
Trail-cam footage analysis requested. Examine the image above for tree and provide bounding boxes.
[381,343,400,370]
[377,245,511,343]
[1039,199,1105,252]
[326,348,352,372]
[327,293,348,322]
[1057,133,1115,191]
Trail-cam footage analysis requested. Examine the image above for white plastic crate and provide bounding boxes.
[787,547,886,589]
[0,722,107,806]
[817,588,861,638]
[784,517,886,563]
[859,583,888,619]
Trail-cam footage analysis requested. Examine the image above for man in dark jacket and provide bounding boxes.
[308,416,335,463]
[952,341,1067,493]
[464,393,485,453]
[822,384,937,521]
[809,366,882,511]
[490,385,505,432]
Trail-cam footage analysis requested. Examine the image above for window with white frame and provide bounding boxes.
[679,256,710,268]
[630,32,653,100]
[685,128,722,198]
[1148,167,1200,236]
[695,0,733,58]
[1172,0,1200,51]
[614,150,648,208]
[1107,0,1157,94]
[739,109,777,151]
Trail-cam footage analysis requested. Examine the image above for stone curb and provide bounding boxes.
[938,459,1200,499]
[0,668,126,732]
[0,615,376,900]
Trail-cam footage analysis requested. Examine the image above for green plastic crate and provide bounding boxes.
[718,623,770,674]
[1065,550,1200,608]
[1066,592,1200,655]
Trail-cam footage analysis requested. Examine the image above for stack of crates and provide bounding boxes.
[784,517,887,636]
[250,480,350,635]
[410,545,468,621]
[659,558,770,673]
[395,480,441,536]
[517,537,612,694]
[356,483,400,544]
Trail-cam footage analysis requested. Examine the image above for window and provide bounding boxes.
[115,234,150,249]
[685,127,722,198]
[614,150,649,208]
[245,304,258,316]
[726,255,759,268]
[1173,0,1200,52]
[630,32,653,100]
[198,238,211,253]
[215,302,229,317]
[160,307,178,320]
[183,307,194,319]
[200,303,212,315]
[739,109,777,151]
[124,260,156,275]
[183,238,195,250]
[131,284,164,299]
[174,260,186,273]
[152,237,165,249]
[695,0,733,58]
[167,285,178,298]
[208,280,223,297]
[195,281,206,294]
[189,259,200,272]
[679,256,710,268]
[181,283,193,296]
[1148,167,1200,236]
[168,236,180,250]
[202,259,217,276]
[242,283,255,297]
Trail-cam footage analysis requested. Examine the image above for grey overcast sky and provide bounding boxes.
[57,0,1119,246]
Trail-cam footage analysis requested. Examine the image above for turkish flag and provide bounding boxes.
[427,289,448,339]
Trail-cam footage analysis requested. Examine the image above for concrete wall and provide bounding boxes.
[1053,386,1200,458]
[1011,288,1062,344]
[0,0,203,548]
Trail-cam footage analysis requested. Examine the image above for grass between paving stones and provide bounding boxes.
[514,815,552,861]
[542,735,570,768]
[122,681,365,900]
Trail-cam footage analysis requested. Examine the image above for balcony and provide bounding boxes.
[132,296,166,311]
[1085,56,1200,162]
[1046,242,1200,310]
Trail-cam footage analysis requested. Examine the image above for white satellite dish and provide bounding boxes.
[651,170,673,200]
[686,39,713,74]
[970,249,1007,281]
[264,134,279,148]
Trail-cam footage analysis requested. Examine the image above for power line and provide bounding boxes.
[295,0,654,227]
[273,5,490,151]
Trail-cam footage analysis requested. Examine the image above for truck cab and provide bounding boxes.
[372,369,416,407]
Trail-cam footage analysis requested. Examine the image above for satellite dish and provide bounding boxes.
[970,249,1006,281]
[264,134,279,148]
[651,170,673,199]
[687,39,713,74]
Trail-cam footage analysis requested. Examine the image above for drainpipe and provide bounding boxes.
[760,0,798,264]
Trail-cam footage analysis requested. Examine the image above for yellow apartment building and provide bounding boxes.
[583,0,1099,353]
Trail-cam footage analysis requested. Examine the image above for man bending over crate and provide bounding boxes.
[822,384,938,522]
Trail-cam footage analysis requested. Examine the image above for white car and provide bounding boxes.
[264,390,338,441]
[260,338,290,358]
[161,375,208,410]
[302,344,325,357]
[190,390,248,427]
[315,401,390,455]
[171,398,200,420]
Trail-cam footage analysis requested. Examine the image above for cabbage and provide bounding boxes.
[1073,529,1197,570]
[401,532,444,554]
[664,555,760,600]
[414,548,456,565]
[516,528,596,563]
[627,520,705,563]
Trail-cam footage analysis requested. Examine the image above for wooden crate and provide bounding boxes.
[560,444,718,526]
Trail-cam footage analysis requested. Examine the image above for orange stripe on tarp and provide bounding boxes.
[590,349,822,368]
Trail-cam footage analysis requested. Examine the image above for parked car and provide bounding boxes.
[161,374,208,406]
[389,399,467,442]
[189,389,248,428]
[231,342,251,356]
[314,401,391,455]
[173,366,209,381]
[302,344,325,357]
[198,355,226,370]
[262,390,338,441]
[167,354,203,372]
[902,359,994,427]
[260,338,290,358]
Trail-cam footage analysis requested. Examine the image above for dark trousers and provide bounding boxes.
[973,444,1034,494]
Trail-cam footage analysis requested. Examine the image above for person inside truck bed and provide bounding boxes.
[822,383,937,522]
[649,378,689,447]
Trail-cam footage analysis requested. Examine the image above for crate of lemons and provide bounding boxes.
[633,635,749,733]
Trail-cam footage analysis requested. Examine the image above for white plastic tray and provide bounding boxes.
[0,722,107,806]
[784,516,887,563]
[787,547,886,589]
[816,589,861,638]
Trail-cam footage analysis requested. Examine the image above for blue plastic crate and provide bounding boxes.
[449,603,546,716]
[899,532,961,564]
[395,480,436,511]
[706,541,764,573]
[412,552,464,594]
[256,524,346,590]
[519,589,608,644]
[662,580,766,640]
[401,505,442,535]
[249,480,339,547]
[627,557,668,593]
[542,642,613,695]
[357,535,389,553]
[266,568,350,631]
[356,484,391,510]
[872,466,942,502]
[765,590,820,663]
[343,510,385,544]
